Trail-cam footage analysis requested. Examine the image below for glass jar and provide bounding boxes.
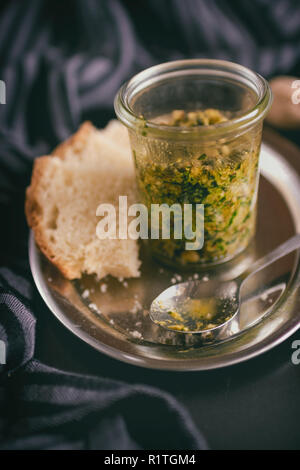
[115,59,272,269]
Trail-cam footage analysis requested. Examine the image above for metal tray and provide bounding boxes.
[29,142,300,371]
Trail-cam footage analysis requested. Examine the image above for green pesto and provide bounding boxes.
[135,109,259,267]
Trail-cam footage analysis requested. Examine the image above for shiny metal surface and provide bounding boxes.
[29,142,300,370]
[150,234,300,338]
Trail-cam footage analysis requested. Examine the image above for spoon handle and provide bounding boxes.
[241,234,300,284]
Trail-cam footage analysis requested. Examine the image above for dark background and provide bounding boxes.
[37,309,300,450]
[0,0,300,450]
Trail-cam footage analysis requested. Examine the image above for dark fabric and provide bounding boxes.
[0,0,300,450]
[0,270,207,450]
[0,0,300,153]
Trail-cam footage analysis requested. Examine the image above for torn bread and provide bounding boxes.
[25,121,141,280]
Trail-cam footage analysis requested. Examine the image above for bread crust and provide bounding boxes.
[52,121,95,159]
[25,122,96,279]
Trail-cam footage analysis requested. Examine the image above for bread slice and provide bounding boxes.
[25,121,141,280]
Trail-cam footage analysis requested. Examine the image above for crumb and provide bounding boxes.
[130,330,142,339]
[174,273,182,282]
[135,321,142,327]
[130,299,142,314]
[48,277,53,283]
[82,289,90,299]
[118,277,124,282]
[171,277,177,284]
[193,273,199,280]
[123,281,128,288]
[100,283,108,293]
[260,293,269,301]
[109,318,114,325]
[202,275,209,282]
[89,302,100,313]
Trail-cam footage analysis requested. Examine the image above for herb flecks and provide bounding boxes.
[134,108,259,267]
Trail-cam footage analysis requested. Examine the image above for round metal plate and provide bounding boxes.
[29,142,300,370]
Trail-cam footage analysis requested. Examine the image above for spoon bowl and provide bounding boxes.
[150,279,240,341]
[150,234,300,340]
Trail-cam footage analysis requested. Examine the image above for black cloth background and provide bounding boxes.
[0,0,300,450]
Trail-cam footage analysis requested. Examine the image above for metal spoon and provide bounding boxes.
[150,234,300,340]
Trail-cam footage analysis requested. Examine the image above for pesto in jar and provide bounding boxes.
[133,109,260,268]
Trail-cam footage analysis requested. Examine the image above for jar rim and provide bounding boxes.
[114,59,272,139]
